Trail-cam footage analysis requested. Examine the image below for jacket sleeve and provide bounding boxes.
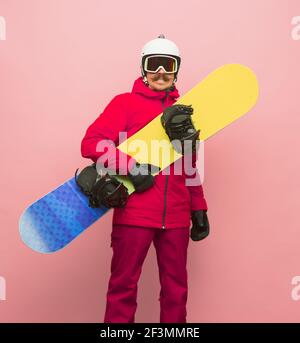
[183,150,208,212]
[81,94,136,175]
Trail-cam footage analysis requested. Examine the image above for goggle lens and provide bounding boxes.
[145,55,177,73]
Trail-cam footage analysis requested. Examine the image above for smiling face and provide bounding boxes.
[146,68,175,91]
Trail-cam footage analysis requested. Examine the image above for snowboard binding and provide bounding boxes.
[161,104,200,154]
[75,164,129,208]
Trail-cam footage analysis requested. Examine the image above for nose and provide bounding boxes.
[157,67,165,73]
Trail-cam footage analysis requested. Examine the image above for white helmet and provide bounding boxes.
[140,34,181,84]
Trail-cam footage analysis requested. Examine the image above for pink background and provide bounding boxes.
[1,0,300,322]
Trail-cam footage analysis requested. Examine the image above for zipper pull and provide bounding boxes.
[162,225,166,231]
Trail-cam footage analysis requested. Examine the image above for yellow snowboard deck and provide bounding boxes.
[116,64,259,193]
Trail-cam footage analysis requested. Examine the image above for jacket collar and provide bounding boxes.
[131,76,180,100]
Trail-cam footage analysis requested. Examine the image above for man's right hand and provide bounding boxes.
[128,162,160,193]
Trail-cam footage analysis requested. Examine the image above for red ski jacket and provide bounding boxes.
[81,76,208,230]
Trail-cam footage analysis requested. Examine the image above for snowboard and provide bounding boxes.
[19,64,259,253]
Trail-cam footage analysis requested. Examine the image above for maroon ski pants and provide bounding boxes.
[103,224,190,323]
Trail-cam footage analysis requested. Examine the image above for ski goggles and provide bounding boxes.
[143,55,178,74]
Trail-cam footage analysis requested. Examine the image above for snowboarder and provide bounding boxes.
[81,34,209,323]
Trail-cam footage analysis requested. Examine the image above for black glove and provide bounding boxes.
[161,104,200,154]
[128,162,160,193]
[190,210,210,241]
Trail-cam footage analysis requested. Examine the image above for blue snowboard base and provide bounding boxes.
[19,177,109,253]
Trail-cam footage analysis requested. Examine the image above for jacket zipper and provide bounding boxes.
[161,90,170,232]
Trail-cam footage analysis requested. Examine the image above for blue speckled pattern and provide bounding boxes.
[19,177,109,253]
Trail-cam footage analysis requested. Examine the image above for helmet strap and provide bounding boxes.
[143,76,149,86]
